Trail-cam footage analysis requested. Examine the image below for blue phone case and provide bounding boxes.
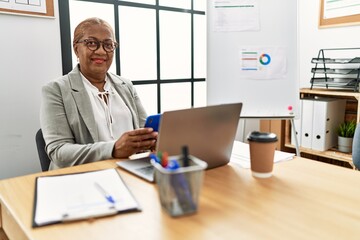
[144,114,161,132]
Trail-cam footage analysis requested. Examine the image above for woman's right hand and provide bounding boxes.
[112,128,158,158]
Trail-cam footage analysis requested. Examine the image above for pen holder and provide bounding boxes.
[151,155,207,217]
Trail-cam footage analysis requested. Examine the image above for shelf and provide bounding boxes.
[283,88,359,169]
[285,143,353,165]
[310,48,360,91]
[311,68,359,74]
[300,88,360,115]
[310,78,358,89]
[311,57,360,64]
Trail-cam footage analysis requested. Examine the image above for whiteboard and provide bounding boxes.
[207,0,299,118]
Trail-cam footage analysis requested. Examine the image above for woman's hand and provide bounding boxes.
[112,128,158,158]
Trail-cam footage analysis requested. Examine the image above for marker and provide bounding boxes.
[288,105,294,115]
[166,159,180,170]
[182,145,189,167]
[157,151,163,165]
[94,182,116,205]
[161,152,169,167]
[149,153,160,163]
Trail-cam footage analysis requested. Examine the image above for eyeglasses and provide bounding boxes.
[77,38,118,53]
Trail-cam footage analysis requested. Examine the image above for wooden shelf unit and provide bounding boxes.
[300,88,360,122]
[284,88,360,169]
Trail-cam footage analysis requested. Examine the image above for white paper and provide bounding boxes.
[34,169,139,226]
[239,46,287,79]
[0,0,47,14]
[230,141,294,168]
[324,0,360,19]
[212,0,259,32]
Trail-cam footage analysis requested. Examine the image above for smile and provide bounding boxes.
[92,58,106,64]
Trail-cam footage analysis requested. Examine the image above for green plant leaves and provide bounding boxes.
[337,120,356,138]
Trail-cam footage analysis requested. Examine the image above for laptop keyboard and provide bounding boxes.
[136,165,154,176]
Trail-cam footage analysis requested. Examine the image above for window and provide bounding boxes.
[58,0,206,113]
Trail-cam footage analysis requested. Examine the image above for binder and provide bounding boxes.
[311,99,346,151]
[291,102,302,146]
[32,168,141,227]
[300,99,314,149]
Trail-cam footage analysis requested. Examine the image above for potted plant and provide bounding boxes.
[337,120,356,153]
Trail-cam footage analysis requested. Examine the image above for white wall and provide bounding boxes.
[0,0,62,179]
[298,0,360,88]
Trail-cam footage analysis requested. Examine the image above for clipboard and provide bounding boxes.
[32,168,141,227]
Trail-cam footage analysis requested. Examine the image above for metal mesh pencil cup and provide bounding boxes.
[151,155,207,217]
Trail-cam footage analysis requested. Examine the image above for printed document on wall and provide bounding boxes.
[0,0,47,13]
[212,0,259,31]
[239,46,287,79]
[324,0,360,19]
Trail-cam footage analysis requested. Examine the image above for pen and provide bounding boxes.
[169,160,196,212]
[149,153,159,163]
[166,159,180,170]
[182,145,189,167]
[94,182,116,205]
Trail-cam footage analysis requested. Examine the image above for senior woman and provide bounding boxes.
[40,17,157,170]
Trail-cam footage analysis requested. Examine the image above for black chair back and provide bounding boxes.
[35,129,51,171]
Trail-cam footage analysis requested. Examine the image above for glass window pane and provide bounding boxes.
[194,1,206,11]
[159,0,190,9]
[119,6,157,80]
[160,11,191,80]
[119,0,155,5]
[194,14,206,78]
[134,84,158,114]
[194,81,207,107]
[161,83,191,111]
[69,1,116,73]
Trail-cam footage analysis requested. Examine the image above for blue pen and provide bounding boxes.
[167,158,196,213]
[150,153,160,164]
[166,159,180,170]
[94,182,116,205]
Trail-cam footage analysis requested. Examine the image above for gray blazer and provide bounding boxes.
[40,65,147,170]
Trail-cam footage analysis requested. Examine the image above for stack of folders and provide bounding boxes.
[32,168,141,227]
[297,98,346,151]
[230,141,295,169]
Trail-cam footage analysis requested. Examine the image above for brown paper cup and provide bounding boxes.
[247,131,278,178]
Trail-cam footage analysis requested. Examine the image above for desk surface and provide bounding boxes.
[0,157,360,240]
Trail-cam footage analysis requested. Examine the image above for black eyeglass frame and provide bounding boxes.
[77,38,119,53]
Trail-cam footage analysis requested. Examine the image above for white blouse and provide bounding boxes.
[81,74,133,141]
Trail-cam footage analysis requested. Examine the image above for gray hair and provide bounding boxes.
[73,17,115,45]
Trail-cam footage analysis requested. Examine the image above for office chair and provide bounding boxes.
[352,123,360,170]
[35,129,51,172]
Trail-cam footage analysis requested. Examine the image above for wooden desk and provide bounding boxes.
[0,157,360,240]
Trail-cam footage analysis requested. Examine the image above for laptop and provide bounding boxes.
[116,103,242,182]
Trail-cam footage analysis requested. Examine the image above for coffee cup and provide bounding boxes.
[247,131,278,178]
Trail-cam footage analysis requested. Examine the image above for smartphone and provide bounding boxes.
[144,114,161,132]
